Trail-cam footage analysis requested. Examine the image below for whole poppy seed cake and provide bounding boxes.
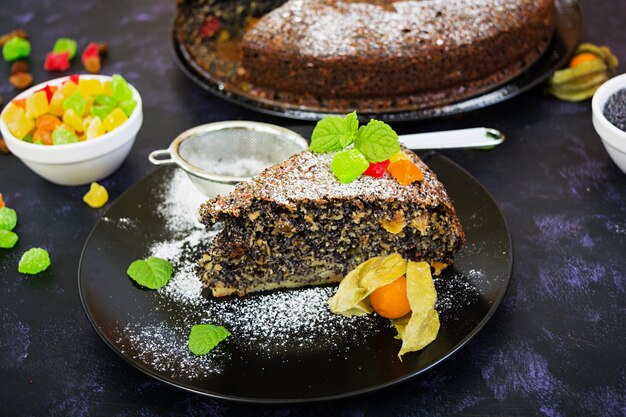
[241,0,556,100]
[198,149,465,297]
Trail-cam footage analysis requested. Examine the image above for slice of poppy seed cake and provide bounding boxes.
[198,149,465,297]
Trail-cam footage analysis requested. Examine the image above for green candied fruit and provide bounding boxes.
[18,248,51,275]
[62,92,87,116]
[90,105,114,120]
[0,229,18,249]
[52,128,79,145]
[52,38,77,59]
[94,94,117,108]
[330,149,370,183]
[0,207,17,231]
[119,99,137,117]
[2,37,31,61]
[111,74,132,102]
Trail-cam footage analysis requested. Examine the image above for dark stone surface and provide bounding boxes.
[0,0,625,415]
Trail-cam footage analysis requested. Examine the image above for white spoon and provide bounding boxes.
[399,127,505,149]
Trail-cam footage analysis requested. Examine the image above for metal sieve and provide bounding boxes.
[148,121,309,197]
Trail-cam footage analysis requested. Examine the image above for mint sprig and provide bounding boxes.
[127,257,173,289]
[310,111,359,152]
[188,324,230,356]
[354,120,400,162]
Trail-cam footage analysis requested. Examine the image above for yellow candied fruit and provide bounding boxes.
[389,151,410,163]
[83,182,109,208]
[84,96,94,117]
[86,117,106,140]
[103,108,128,132]
[387,160,424,186]
[2,103,35,139]
[62,109,84,133]
[78,79,104,97]
[103,81,113,96]
[57,123,75,135]
[49,91,66,116]
[25,91,50,119]
[59,80,78,97]
[82,116,94,132]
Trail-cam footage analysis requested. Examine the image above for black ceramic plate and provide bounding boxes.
[170,0,582,122]
[78,153,512,403]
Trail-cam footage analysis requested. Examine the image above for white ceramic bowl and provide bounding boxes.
[0,74,143,186]
[592,73,626,174]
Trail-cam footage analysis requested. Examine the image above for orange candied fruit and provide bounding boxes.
[36,114,61,132]
[370,275,411,319]
[387,160,424,185]
[0,193,4,208]
[569,52,599,68]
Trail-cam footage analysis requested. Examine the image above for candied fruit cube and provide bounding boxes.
[103,81,112,95]
[34,128,53,145]
[3,37,31,61]
[18,248,51,275]
[49,91,66,116]
[25,91,50,119]
[2,103,34,139]
[103,108,128,132]
[90,105,113,120]
[59,80,77,97]
[86,117,105,140]
[44,51,70,71]
[36,114,61,131]
[389,151,410,163]
[84,96,94,116]
[53,38,77,59]
[111,75,132,102]
[52,127,79,145]
[62,109,84,133]
[83,182,108,208]
[35,84,56,102]
[330,149,370,183]
[78,79,104,97]
[364,160,390,178]
[62,92,87,116]
[387,160,424,185]
[82,116,93,132]
[94,94,117,108]
[119,99,137,117]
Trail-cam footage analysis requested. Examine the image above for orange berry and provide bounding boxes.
[388,160,424,185]
[370,275,411,319]
[569,52,599,68]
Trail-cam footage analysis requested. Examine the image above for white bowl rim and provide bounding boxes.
[0,74,142,153]
[591,72,626,151]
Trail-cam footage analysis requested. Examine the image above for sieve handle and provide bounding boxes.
[148,149,175,165]
[399,127,505,150]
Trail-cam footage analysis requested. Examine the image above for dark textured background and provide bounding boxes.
[1,1,625,416]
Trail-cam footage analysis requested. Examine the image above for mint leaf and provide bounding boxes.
[127,257,173,289]
[188,324,230,356]
[310,113,359,152]
[0,229,18,249]
[354,120,400,162]
[0,207,17,231]
[18,248,50,275]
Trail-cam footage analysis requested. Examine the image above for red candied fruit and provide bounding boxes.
[35,84,55,102]
[69,74,80,84]
[82,42,99,59]
[44,51,70,71]
[364,160,391,178]
[199,16,221,38]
